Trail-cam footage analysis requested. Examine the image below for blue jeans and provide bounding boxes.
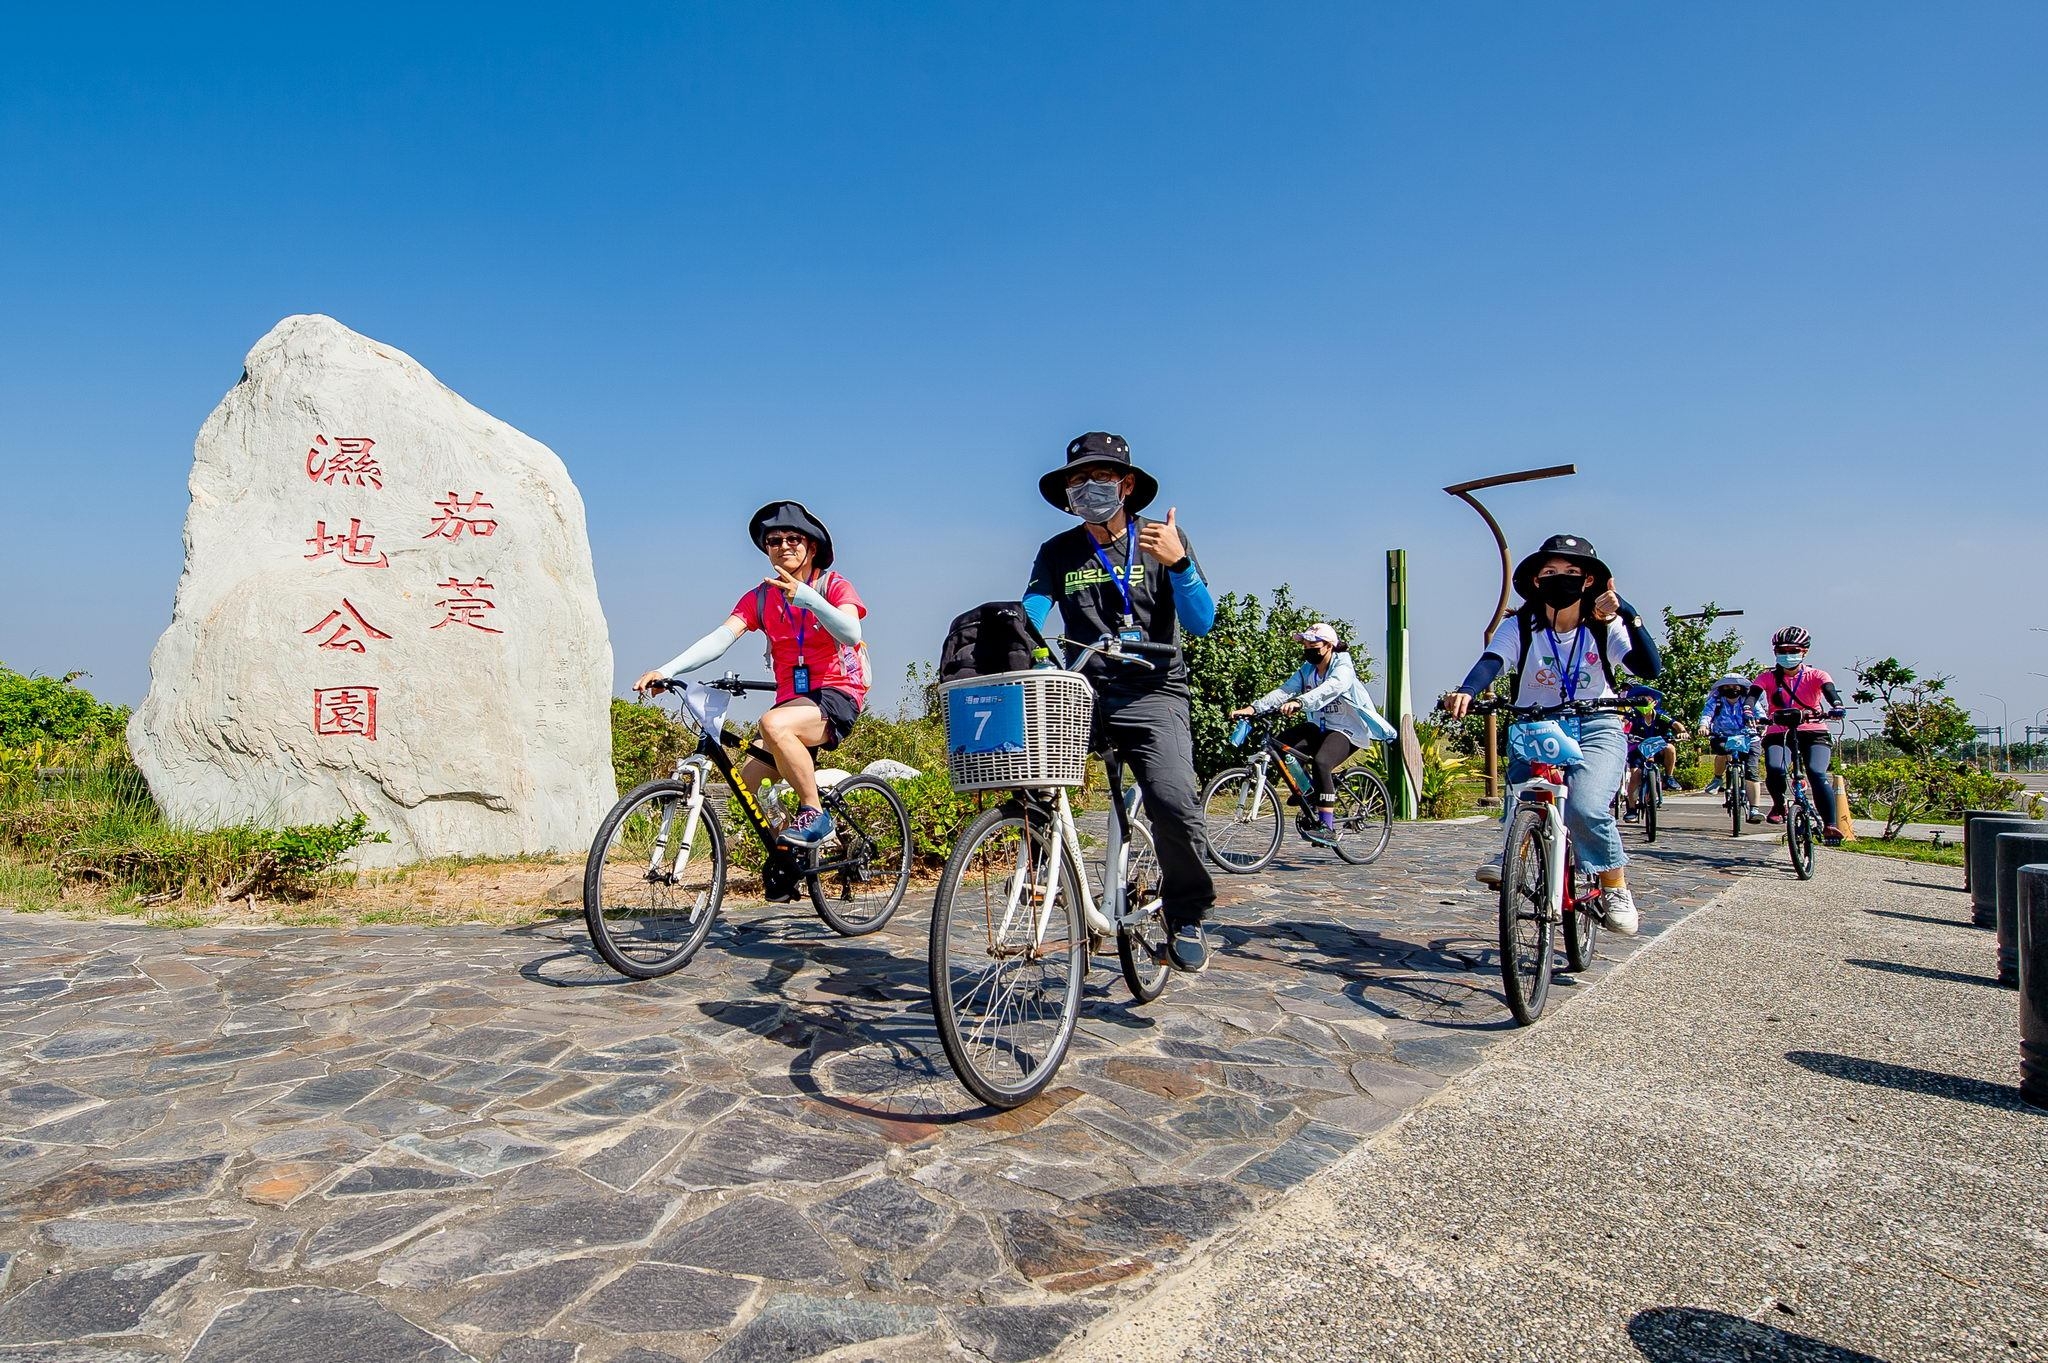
[1503,712,1628,875]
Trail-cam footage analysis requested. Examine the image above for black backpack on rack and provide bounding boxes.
[937,601,1050,683]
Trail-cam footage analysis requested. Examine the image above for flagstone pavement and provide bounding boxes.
[0,821,1754,1363]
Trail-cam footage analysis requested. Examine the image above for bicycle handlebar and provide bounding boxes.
[1057,634,1171,672]
[1462,696,1634,720]
[651,673,778,697]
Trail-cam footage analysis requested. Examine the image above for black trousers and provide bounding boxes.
[1276,721,1358,804]
[1095,688,1215,930]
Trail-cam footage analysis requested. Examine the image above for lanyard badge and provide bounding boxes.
[780,575,816,695]
[1092,525,1142,641]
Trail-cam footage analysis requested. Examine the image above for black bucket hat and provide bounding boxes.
[1037,431,1159,514]
[1512,533,1612,601]
[749,500,835,570]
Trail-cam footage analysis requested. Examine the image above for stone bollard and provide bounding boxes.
[1963,808,2025,894]
[1969,816,2048,928]
[1995,834,2048,987]
[2021,865,2048,1110]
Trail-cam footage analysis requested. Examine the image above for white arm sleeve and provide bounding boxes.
[657,622,742,678]
[790,580,863,646]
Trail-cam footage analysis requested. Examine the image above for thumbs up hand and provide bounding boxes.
[1138,507,1185,567]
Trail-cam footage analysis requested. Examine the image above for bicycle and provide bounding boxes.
[1624,733,1666,843]
[1719,726,1760,837]
[1200,713,1392,872]
[1468,695,1632,1025]
[928,636,1175,1109]
[582,674,913,979]
[1769,707,1844,882]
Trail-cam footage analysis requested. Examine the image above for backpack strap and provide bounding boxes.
[1514,608,1621,696]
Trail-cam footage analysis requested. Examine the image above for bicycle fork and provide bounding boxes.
[647,759,712,883]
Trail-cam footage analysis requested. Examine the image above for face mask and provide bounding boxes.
[1066,479,1124,524]
[1533,574,1585,608]
[1302,648,1323,667]
[1775,652,1804,669]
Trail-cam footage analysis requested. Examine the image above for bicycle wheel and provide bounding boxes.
[807,774,913,935]
[1498,805,1555,1025]
[930,804,1086,1109]
[1562,855,1600,973]
[1642,778,1658,843]
[1201,767,1281,873]
[1789,801,1816,881]
[1110,817,1170,1004]
[584,778,726,979]
[1728,783,1743,838]
[1330,769,1393,865]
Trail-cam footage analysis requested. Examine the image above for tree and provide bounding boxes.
[1850,658,1975,757]
[1846,657,2004,837]
[1181,585,1367,779]
[1647,604,1752,728]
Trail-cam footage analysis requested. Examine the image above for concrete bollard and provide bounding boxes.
[1963,808,2025,894]
[2020,865,2048,1110]
[1995,834,2048,987]
[1969,816,2048,928]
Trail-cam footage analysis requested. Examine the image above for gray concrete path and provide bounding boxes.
[1065,845,2048,1362]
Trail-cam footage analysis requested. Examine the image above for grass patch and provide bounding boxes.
[1839,838,1964,867]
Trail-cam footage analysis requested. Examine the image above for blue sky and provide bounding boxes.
[4,3,2045,739]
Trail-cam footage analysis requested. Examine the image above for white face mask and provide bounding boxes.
[1066,478,1125,524]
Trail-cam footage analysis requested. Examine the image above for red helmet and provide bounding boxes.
[1771,625,1811,650]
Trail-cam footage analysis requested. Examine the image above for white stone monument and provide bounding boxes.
[130,314,616,864]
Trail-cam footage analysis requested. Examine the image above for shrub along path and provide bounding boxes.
[0,822,1744,1363]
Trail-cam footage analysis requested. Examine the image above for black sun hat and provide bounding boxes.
[1511,533,1612,601]
[1037,431,1159,514]
[749,500,835,570]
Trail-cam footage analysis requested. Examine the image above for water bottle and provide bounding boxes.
[1228,717,1252,747]
[1281,749,1311,793]
[1031,648,1054,670]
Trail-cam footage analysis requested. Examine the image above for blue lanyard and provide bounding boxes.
[1545,625,1587,701]
[1091,523,1139,623]
[777,570,820,656]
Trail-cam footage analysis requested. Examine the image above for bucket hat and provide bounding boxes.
[749,500,835,570]
[1038,432,1159,514]
[1511,533,1612,601]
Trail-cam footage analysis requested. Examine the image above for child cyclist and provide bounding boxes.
[1621,685,1687,821]
[1700,672,1765,822]
[634,501,870,852]
[1441,534,1662,936]
[1751,626,1847,845]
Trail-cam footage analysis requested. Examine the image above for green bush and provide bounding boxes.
[1183,585,1365,780]
[610,696,694,791]
[1842,756,2023,838]
[0,664,131,749]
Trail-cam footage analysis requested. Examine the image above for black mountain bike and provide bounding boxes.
[582,674,913,979]
[1770,707,1843,882]
[1200,714,1393,873]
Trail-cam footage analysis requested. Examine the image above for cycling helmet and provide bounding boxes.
[1771,625,1811,650]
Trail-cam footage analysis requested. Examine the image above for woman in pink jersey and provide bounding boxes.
[635,501,870,848]
[1750,625,1846,845]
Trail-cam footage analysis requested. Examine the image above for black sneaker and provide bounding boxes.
[1167,923,1209,974]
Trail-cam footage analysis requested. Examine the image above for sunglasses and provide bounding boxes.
[1063,469,1126,488]
[762,533,810,549]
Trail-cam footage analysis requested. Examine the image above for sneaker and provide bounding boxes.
[1601,884,1640,937]
[1766,806,1785,825]
[1704,777,1724,794]
[1167,922,1209,974]
[1623,808,1641,824]
[1823,826,1844,846]
[780,806,836,847]
[1746,809,1764,825]
[1661,774,1679,791]
[1475,857,1502,888]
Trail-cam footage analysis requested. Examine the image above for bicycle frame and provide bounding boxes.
[1011,752,1159,949]
[1502,761,1573,923]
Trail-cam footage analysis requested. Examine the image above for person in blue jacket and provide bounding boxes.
[1231,623,1396,843]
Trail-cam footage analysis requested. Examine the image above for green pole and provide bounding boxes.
[1386,550,1419,819]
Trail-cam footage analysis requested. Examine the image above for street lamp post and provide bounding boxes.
[1444,464,1578,799]
[1981,692,2011,772]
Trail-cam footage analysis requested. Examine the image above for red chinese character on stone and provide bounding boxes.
[303,599,394,653]
[304,518,390,568]
[422,492,497,539]
[312,686,378,739]
[306,436,383,489]
[431,578,503,634]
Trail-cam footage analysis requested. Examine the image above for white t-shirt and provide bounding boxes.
[1484,615,1632,708]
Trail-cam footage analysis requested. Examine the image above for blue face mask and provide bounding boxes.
[1775,652,1804,669]
[1065,479,1125,524]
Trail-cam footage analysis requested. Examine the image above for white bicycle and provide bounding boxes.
[928,636,1173,1109]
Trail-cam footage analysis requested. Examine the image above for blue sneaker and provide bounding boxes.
[781,806,835,847]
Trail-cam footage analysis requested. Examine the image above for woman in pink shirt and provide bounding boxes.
[1751,625,1846,844]
[635,501,870,848]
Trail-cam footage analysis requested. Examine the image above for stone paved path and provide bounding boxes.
[0,823,1743,1363]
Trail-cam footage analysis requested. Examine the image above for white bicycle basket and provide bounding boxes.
[941,669,1093,792]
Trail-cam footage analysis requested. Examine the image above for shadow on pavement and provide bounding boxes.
[1627,1306,1889,1361]
[1844,957,2001,989]
[1861,907,1973,930]
[1884,876,1963,893]
[1786,1050,2029,1112]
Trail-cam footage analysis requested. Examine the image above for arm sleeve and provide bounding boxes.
[790,579,862,646]
[1169,551,1215,637]
[656,622,742,678]
[1023,593,1056,633]
[1615,600,1660,678]
[1458,654,1505,696]
[1821,680,1843,708]
[1294,653,1356,713]
[1024,543,1060,635]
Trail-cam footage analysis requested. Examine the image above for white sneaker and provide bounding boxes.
[1601,885,1640,937]
[1475,857,1502,888]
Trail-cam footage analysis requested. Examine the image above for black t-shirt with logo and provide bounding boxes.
[1027,519,1200,697]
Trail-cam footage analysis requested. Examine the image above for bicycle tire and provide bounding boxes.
[1790,802,1816,880]
[806,774,913,936]
[929,804,1086,1109]
[1728,783,1743,838]
[1642,779,1658,843]
[1499,804,1555,1025]
[1330,769,1393,865]
[583,778,726,979]
[1201,767,1281,873]
[1110,817,1170,1003]
[1562,850,1600,973]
